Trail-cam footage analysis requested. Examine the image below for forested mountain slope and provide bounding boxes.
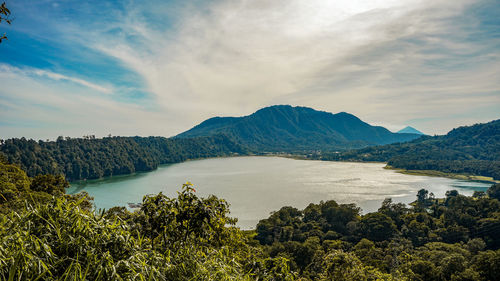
[177,105,421,151]
[0,135,247,181]
[315,119,500,180]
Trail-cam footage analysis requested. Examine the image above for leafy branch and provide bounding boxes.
[0,2,12,43]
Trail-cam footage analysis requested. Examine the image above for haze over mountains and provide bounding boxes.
[397,126,425,135]
[316,119,500,180]
[177,105,422,152]
[2,105,498,181]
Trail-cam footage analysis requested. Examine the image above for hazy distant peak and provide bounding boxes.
[397,126,425,135]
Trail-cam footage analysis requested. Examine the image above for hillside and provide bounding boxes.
[315,119,500,180]
[0,135,247,181]
[177,105,421,152]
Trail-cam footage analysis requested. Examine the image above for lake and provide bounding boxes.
[67,156,492,229]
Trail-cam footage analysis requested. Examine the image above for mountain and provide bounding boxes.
[397,126,425,135]
[176,105,422,152]
[315,119,500,180]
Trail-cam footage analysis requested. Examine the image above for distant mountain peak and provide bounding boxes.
[397,126,425,135]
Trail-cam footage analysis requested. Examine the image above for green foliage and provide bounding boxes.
[0,135,247,181]
[30,174,69,195]
[253,184,500,280]
[0,196,151,280]
[0,179,297,281]
[0,1,11,43]
[314,119,500,179]
[358,213,397,242]
[317,250,393,281]
[0,161,30,202]
[140,182,236,250]
[472,249,500,281]
[487,183,500,200]
[0,159,80,213]
[378,198,409,228]
[2,155,500,280]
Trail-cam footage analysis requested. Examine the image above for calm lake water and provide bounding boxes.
[67,156,492,229]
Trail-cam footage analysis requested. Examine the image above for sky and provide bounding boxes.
[0,0,499,140]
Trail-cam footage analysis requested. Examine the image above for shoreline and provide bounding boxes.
[69,154,498,185]
[278,153,498,184]
[384,165,499,184]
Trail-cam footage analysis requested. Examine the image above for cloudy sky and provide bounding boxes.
[0,0,499,139]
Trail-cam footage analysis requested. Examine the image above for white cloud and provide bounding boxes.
[0,67,172,140]
[0,64,113,94]
[33,69,113,94]
[85,0,498,135]
[2,0,499,138]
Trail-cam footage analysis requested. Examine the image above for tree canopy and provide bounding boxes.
[0,135,247,181]
[1,147,499,280]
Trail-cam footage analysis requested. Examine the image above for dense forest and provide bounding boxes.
[1,156,499,280]
[0,134,247,181]
[311,119,500,180]
[2,117,498,182]
[255,186,500,280]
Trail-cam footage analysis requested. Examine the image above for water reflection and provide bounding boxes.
[67,157,492,229]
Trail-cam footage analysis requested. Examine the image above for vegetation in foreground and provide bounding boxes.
[0,157,292,280]
[255,186,500,280]
[1,156,500,280]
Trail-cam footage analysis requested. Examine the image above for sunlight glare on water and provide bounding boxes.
[67,156,492,229]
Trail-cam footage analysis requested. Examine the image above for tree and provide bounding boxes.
[0,135,247,181]
[0,2,11,43]
[140,182,235,250]
[417,189,429,204]
[378,198,409,228]
[487,183,500,200]
[318,250,392,281]
[30,174,69,195]
[473,249,500,281]
[358,212,397,242]
[0,161,30,202]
